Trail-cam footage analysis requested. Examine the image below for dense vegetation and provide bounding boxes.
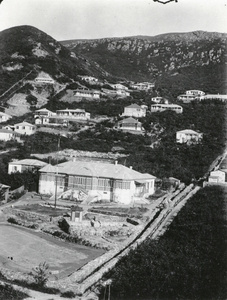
[100,186,227,300]
[0,283,28,300]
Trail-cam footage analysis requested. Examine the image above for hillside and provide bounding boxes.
[61,31,227,94]
[0,25,113,96]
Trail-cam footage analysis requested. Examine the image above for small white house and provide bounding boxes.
[208,169,227,183]
[122,104,146,118]
[0,129,21,142]
[176,129,203,144]
[130,82,155,91]
[109,83,128,90]
[0,112,12,123]
[8,159,47,174]
[34,108,55,125]
[56,108,90,120]
[13,122,36,135]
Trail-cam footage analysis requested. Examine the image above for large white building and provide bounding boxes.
[38,160,156,204]
[115,117,144,133]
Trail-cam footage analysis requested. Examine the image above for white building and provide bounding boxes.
[109,83,128,90]
[115,117,144,133]
[208,169,227,184]
[151,104,183,114]
[0,129,21,142]
[186,90,205,96]
[34,72,55,84]
[130,82,155,91]
[122,104,146,118]
[176,129,203,144]
[13,122,36,135]
[56,108,90,120]
[8,159,47,174]
[177,94,196,103]
[0,112,12,123]
[198,94,227,101]
[34,108,55,125]
[73,88,100,99]
[79,76,98,84]
[38,160,156,204]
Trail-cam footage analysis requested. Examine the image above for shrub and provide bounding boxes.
[32,262,49,287]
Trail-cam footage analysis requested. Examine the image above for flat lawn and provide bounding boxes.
[0,224,104,279]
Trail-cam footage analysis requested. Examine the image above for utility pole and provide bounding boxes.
[54,135,60,209]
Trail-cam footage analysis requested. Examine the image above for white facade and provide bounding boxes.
[34,72,55,84]
[0,112,12,123]
[79,76,98,83]
[109,83,128,90]
[38,161,156,204]
[130,82,155,91]
[122,104,146,118]
[8,159,47,174]
[74,88,100,99]
[151,104,183,114]
[115,117,144,133]
[56,109,90,120]
[0,129,20,141]
[208,170,226,183]
[176,129,203,144]
[13,122,36,135]
[186,90,205,96]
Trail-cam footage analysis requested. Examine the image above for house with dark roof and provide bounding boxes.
[38,160,156,204]
[8,159,47,174]
[114,117,144,134]
[122,104,146,118]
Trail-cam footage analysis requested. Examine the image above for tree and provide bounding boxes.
[32,262,50,287]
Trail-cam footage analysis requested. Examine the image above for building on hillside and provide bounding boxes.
[130,82,155,91]
[208,169,227,184]
[177,94,197,103]
[102,88,130,97]
[56,108,90,120]
[198,94,227,101]
[0,112,12,123]
[122,104,146,118]
[114,117,144,133]
[8,159,47,174]
[34,72,55,84]
[186,90,205,96]
[151,104,183,114]
[12,122,36,135]
[109,83,128,90]
[38,160,156,204]
[79,76,98,84]
[34,108,55,125]
[0,129,21,142]
[176,129,203,144]
[73,88,100,99]
[151,97,169,104]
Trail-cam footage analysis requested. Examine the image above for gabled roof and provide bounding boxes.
[35,108,53,113]
[125,104,141,109]
[177,129,202,135]
[9,159,47,167]
[118,117,140,124]
[14,122,36,127]
[0,112,11,117]
[39,161,155,181]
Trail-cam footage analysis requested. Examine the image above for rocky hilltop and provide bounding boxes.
[0,25,112,95]
[61,31,227,93]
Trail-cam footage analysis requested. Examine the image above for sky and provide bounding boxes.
[0,0,226,41]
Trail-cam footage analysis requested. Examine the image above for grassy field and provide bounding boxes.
[0,224,104,279]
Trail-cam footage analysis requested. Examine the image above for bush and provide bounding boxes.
[60,290,76,298]
[32,262,49,287]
